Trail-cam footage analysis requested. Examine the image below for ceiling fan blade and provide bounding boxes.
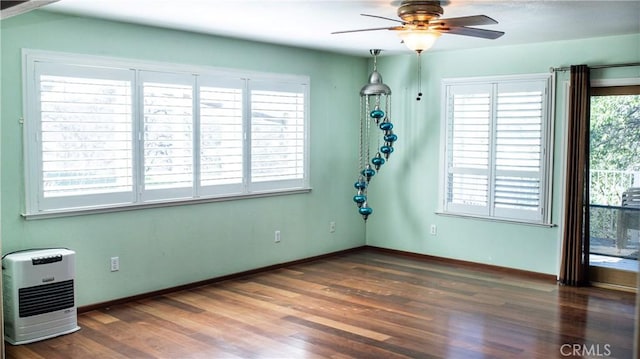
[439,26,505,39]
[331,26,399,35]
[430,15,498,28]
[360,13,406,24]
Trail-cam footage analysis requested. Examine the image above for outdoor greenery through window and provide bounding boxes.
[23,50,309,216]
[589,87,640,204]
[441,74,553,224]
[589,85,640,264]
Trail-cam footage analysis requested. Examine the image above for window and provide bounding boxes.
[141,72,195,200]
[24,50,309,216]
[250,82,306,190]
[441,74,553,224]
[198,77,244,195]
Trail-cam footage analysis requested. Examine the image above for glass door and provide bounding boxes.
[588,85,640,288]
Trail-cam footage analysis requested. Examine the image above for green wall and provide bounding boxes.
[2,10,638,307]
[366,33,640,274]
[1,11,367,306]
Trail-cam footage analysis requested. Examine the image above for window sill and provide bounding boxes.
[435,211,556,228]
[22,188,312,220]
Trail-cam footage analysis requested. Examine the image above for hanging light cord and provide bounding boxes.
[373,52,378,71]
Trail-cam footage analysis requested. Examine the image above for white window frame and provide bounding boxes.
[439,73,555,225]
[197,74,246,197]
[22,49,310,218]
[248,79,308,192]
[26,61,137,212]
[139,70,197,202]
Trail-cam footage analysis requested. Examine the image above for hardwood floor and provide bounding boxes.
[5,249,636,358]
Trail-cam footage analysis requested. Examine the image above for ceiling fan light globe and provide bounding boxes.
[397,29,441,52]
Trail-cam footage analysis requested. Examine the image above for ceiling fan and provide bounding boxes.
[332,0,505,53]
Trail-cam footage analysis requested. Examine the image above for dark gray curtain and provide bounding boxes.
[559,65,591,286]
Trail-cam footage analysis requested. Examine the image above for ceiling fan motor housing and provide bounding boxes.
[397,0,444,22]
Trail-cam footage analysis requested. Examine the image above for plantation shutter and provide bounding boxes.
[446,84,492,216]
[198,76,244,196]
[33,62,135,211]
[24,50,310,216]
[444,78,549,223]
[494,81,545,220]
[249,81,307,191]
[140,71,195,201]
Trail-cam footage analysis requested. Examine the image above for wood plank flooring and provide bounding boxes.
[5,249,636,358]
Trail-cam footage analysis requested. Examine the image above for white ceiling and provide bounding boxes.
[43,0,640,57]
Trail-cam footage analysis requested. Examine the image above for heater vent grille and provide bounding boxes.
[18,279,75,318]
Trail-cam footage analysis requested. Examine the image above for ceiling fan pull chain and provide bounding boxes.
[416,52,423,101]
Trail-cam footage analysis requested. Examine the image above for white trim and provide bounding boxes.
[438,82,448,212]
[544,71,557,225]
[22,188,311,220]
[435,211,556,228]
[193,75,202,198]
[22,49,308,86]
[23,50,38,214]
[591,78,640,88]
[441,73,553,86]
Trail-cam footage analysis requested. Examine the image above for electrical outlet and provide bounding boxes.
[274,230,281,243]
[430,224,437,236]
[110,256,120,272]
[329,221,336,233]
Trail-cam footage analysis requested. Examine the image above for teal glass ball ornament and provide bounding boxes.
[370,109,385,119]
[371,154,385,170]
[353,194,367,205]
[358,206,373,219]
[380,145,394,159]
[380,145,394,154]
[354,181,367,190]
[362,167,375,181]
[379,121,393,131]
[384,133,398,143]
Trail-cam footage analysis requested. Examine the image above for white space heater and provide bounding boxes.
[3,248,80,345]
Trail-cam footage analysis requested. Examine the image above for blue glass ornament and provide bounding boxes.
[379,121,393,131]
[370,108,385,119]
[361,165,375,182]
[384,133,398,143]
[353,194,367,206]
[380,145,394,154]
[371,153,385,170]
[380,145,394,159]
[354,181,367,190]
[359,205,373,220]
